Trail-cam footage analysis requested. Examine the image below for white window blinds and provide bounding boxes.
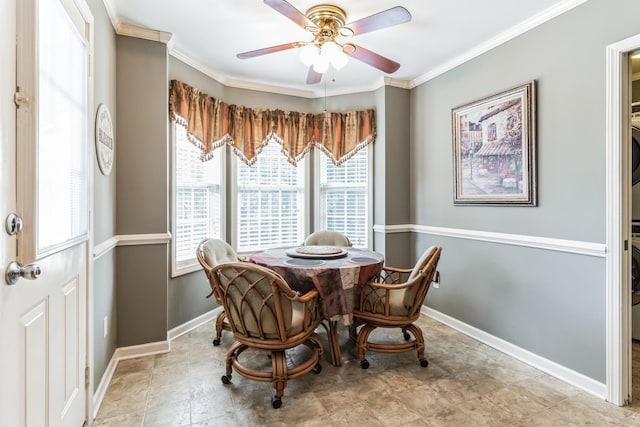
[318,146,369,247]
[236,142,305,252]
[173,123,223,272]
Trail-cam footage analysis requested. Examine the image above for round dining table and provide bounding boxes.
[249,246,384,366]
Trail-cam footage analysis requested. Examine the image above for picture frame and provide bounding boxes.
[452,80,536,206]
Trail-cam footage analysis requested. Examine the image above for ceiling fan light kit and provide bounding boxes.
[238,0,412,84]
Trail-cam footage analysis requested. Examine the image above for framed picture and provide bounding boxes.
[452,81,536,206]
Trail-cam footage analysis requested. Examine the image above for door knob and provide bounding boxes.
[5,261,41,285]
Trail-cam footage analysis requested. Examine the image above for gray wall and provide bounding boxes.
[116,36,169,345]
[378,86,412,267]
[87,0,117,390]
[410,0,640,382]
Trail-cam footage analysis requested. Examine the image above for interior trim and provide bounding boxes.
[421,306,607,400]
[373,224,606,258]
[93,233,172,260]
[92,310,218,419]
[115,22,172,44]
[167,308,218,341]
[101,0,586,98]
[92,340,170,419]
[410,0,588,87]
[604,33,640,406]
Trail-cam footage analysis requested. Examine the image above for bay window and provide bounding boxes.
[234,142,306,253]
[171,122,224,276]
[316,146,370,247]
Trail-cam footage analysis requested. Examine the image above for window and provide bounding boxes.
[316,146,370,247]
[172,123,224,275]
[235,141,306,253]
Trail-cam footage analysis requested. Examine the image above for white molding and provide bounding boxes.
[384,77,412,90]
[115,340,170,361]
[605,33,640,407]
[421,306,607,400]
[169,49,231,90]
[169,48,392,99]
[117,232,171,246]
[410,0,588,88]
[92,236,118,260]
[102,0,583,98]
[92,233,171,261]
[168,308,219,341]
[373,224,606,258]
[92,351,118,420]
[115,22,172,44]
[92,308,217,418]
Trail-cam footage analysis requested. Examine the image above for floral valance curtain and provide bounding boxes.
[168,79,376,166]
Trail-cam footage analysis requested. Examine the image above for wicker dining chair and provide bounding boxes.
[209,261,323,409]
[351,246,442,369]
[197,238,244,346]
[303,230,352,247]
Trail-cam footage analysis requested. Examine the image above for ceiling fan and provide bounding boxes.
[236,0,412,85]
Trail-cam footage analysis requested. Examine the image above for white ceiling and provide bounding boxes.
[106,0,583,97]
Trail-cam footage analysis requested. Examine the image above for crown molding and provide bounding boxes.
[101,0,120,30]
[410,0,588,87]
[101,0,584,96]
[384,77,412,90]
[170,48,395,99]
[116,23,173,44]
[169,49,230,86]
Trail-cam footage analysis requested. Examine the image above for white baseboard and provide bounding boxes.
[421,305,607,400]
[92,310,220,420]
[168,308,220,341]
[91,340,169,420]
[92,352,119,420]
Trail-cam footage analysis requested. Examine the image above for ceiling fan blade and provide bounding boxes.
[237,42,301,59]
[348,44,400,74]
[306,67,322,85]
[347,6,411,36]
[264,0,313,29]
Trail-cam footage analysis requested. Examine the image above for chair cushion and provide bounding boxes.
[304,231,351,247]
[202,239,238,267]
[408,246,436,282]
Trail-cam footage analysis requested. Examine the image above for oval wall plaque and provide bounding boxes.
[95,103,114,175]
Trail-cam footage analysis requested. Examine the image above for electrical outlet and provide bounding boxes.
[103,316,108,338]
[432,271,440,289]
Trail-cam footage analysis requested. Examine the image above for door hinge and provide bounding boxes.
[85,366,90,388]
[625,239,629,251]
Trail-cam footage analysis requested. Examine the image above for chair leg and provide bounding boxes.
[271,351,288,409]
[356,324,376,369]
[213,310,228,346]
[405,324,428,367]
[222,341,243,383]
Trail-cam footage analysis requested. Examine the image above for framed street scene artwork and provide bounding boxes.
[452,81,536,206]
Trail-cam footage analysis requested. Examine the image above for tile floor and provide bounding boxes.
[94,315,640,426]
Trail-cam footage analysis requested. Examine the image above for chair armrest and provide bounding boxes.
[293,289,319,303]
[364,275,422,291]
[376,266,413,284]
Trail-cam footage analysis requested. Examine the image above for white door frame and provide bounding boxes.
[605,34,640,406]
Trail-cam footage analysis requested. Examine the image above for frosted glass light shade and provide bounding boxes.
[300,44,319,66]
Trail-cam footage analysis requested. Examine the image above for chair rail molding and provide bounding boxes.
[373,224,606,258]
[93,232,172,260]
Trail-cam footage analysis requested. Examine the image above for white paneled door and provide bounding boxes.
[0,0,93,426]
